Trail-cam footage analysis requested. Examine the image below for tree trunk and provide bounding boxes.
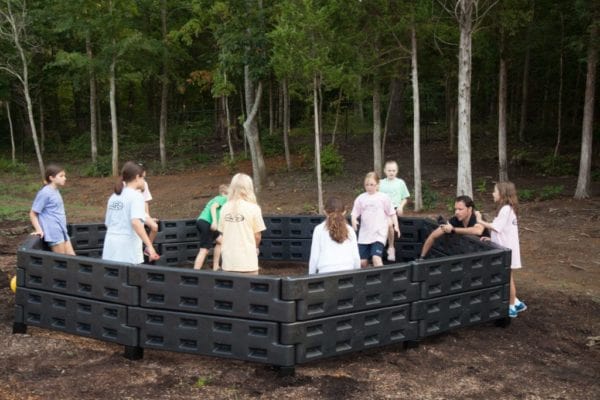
[223,95,234,160]
[381,80,395,160]
[268,80,273,135]
[86,34,98,164]
[554,13,564,157]
[313,73,324,214]
[498,57,508,182]
[39,100,45,154]
[282,78,291,171]
[6,102,16,164]
[373,81,382,176]
[456,0,473,198]
[574,23,597,199]
[159,0,168,168]
[412,26,422,212]
[109,54,119,176]
[242,65,267,192]
[518,44,530,142]
[332,89,342,145]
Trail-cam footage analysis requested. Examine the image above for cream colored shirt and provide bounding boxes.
[218,199,266,272]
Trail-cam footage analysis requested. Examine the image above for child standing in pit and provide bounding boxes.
[476,181,527,318]
[352,172,399,268]
[193,184,228,270]
[379,160,409,261]
[102,161,160,264]
[139,165,159,252]
[218,173,266,274]
[309,197,361,274]
[29,164,76,255]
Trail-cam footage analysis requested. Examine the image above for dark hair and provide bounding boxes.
[44,164,64,184]
[455,195,475,209]
[324,197,349,244]
[114,161,144,194]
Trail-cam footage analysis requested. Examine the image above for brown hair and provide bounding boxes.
[364,171,380,185]
[325,197,349,244]
[114,161,144,195]
[495,181,519,215]
[44,164,64,184]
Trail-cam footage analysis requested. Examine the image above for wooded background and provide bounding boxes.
[0,0,597,211]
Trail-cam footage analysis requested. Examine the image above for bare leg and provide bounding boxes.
[372,255,383,267]
[387,225,395,250]
[194,248,209,270]
[212,237,222,271]
[51,241,75,256]
[147,218,159,243]
[509,274,517,305]
[360,259,368,268]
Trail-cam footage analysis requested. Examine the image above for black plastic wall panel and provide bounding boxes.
[128,265,296,322]
[411,285,509,337]
[15,287,137,345]
[75,248,103,258]
[281,264,420,320]
[259,239,311,261]
[17,249,139,305]
[397,218,423,242]
[155,219,199,243]
[412,250,510,299]
[281,304,418,363]
[69,223,107,250]
[155,242,201,266]
[128,307,295,366]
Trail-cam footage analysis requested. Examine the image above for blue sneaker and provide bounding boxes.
[509,306,518,318]
[515,300,527,313]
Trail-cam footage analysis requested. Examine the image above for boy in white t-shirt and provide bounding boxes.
[378,160,409,262]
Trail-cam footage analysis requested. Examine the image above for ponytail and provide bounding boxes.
[324,197,349,244]
[114,161,144,195]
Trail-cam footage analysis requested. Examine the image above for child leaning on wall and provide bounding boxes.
[29,164,76,255]
[193,184,228,270]
[138,164,159,255]
[378,160,409,262]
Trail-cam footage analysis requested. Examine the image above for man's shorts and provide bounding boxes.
[196,219,220,249]
[358,241,385,260]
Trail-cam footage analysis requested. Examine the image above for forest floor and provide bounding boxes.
[0,135,599,399]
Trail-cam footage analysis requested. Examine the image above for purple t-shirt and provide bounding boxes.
[31,185,69,243]
[351,192,395,244]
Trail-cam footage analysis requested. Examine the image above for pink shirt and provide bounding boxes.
[491,205,522,269]
[351,192,395,244]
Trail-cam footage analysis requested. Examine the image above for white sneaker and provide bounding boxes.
[387,248,395,262]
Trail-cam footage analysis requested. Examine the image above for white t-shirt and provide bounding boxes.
[351,192,395,244]
[102,187,146,264]
[491,205,522,269]
[218,199,266,272]
[141,180,152,202]
[309,222,361,274]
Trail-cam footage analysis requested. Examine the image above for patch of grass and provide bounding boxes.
[0,158,29,174]
[538,185,564,200]
[421,182,439,210]
[194,376,211,388]
[519,188,535,201]
[475,177,488,194]
[0,195,31,221]
[535,155,576,176]
[320,144,344,176]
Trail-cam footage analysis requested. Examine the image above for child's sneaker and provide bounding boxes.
[509,305,518,318]
[387,248,396,262]
[515,300,527,313]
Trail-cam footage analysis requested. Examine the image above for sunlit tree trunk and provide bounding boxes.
[282,78,291,171]
[39,100,44,154]
[575,23,597,199]
[223,95,234,160]
[86,33,98,164]
[411,26,422,212]
[332,89,342,145]
[159,0,168,168]
[109,53,119,176]
[268,80,273,135]
[243,65,267,192]
[498,56,508,181]
[373,81,382,176]
[518,44,530,143]
[554,13,564,157]
[313,73,324,214]
[6,101,16,164]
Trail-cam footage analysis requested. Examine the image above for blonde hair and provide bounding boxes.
[364,171,380,185]
[495,181,519,216]
[228,173,257,204]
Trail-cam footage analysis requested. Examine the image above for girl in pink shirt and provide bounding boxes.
[477,181,527,318]
[351,172,399,268]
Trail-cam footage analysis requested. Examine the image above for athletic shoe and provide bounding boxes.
[509,306,518,318]
[515,300,527,313]
[387,248,396,262]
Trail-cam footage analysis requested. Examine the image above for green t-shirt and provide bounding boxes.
[197,195,227,224]
[379,178,410,208]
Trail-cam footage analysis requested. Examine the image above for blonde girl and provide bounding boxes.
[30,164,75,255]
[351,172,399,267]
[218,173,266,273]
[309,197,360,274]
[476,181,527,318]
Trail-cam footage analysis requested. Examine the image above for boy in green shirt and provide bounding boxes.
[193,184,228,270]
[379,161,410,262]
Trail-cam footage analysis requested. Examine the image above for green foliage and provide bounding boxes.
[261,134,284,157]
[320,144,344,176]
[538,185,564,200]
[592,169,600,182]
[475,177,488,193]
[535,155,577,176]
[194,376,211,388]
[421,182,439,211]
[222,153,247,174]
[81,156,112,177]
[0,158,28,174]
[518,188,535,201]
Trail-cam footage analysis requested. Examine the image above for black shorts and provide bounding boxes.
[196,219,220,249]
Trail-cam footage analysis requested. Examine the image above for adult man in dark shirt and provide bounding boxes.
[418,195,487,259]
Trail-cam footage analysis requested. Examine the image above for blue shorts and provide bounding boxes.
[359,242,385,260]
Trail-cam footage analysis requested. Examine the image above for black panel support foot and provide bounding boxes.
[124,346,144,360]
[404,340,419,350]
[494,317,511,328]
[12,322,27,334]
[275,366,295,377]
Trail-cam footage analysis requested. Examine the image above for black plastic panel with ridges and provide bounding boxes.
[259,239,312,261]
[155,242,201,266]
[281,304,418,363]
[15,287,137,345]
[412,249,510,299]
[128,307,295,366]
[68,223,107,250]
[281,264,420,320]
[17,247,139,305]
[128,265,296,322]
[75,248,103,259]
[155,219,199,243]
[397,217,423,242]
[410,284,509,337]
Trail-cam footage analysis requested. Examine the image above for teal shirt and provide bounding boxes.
[197,195,227,224]
[379,178,410,208]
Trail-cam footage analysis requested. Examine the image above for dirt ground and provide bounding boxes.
[0,137,599,399]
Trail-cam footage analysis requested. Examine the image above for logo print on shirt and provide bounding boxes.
[109,200,124,210]
[224,213,244,222]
